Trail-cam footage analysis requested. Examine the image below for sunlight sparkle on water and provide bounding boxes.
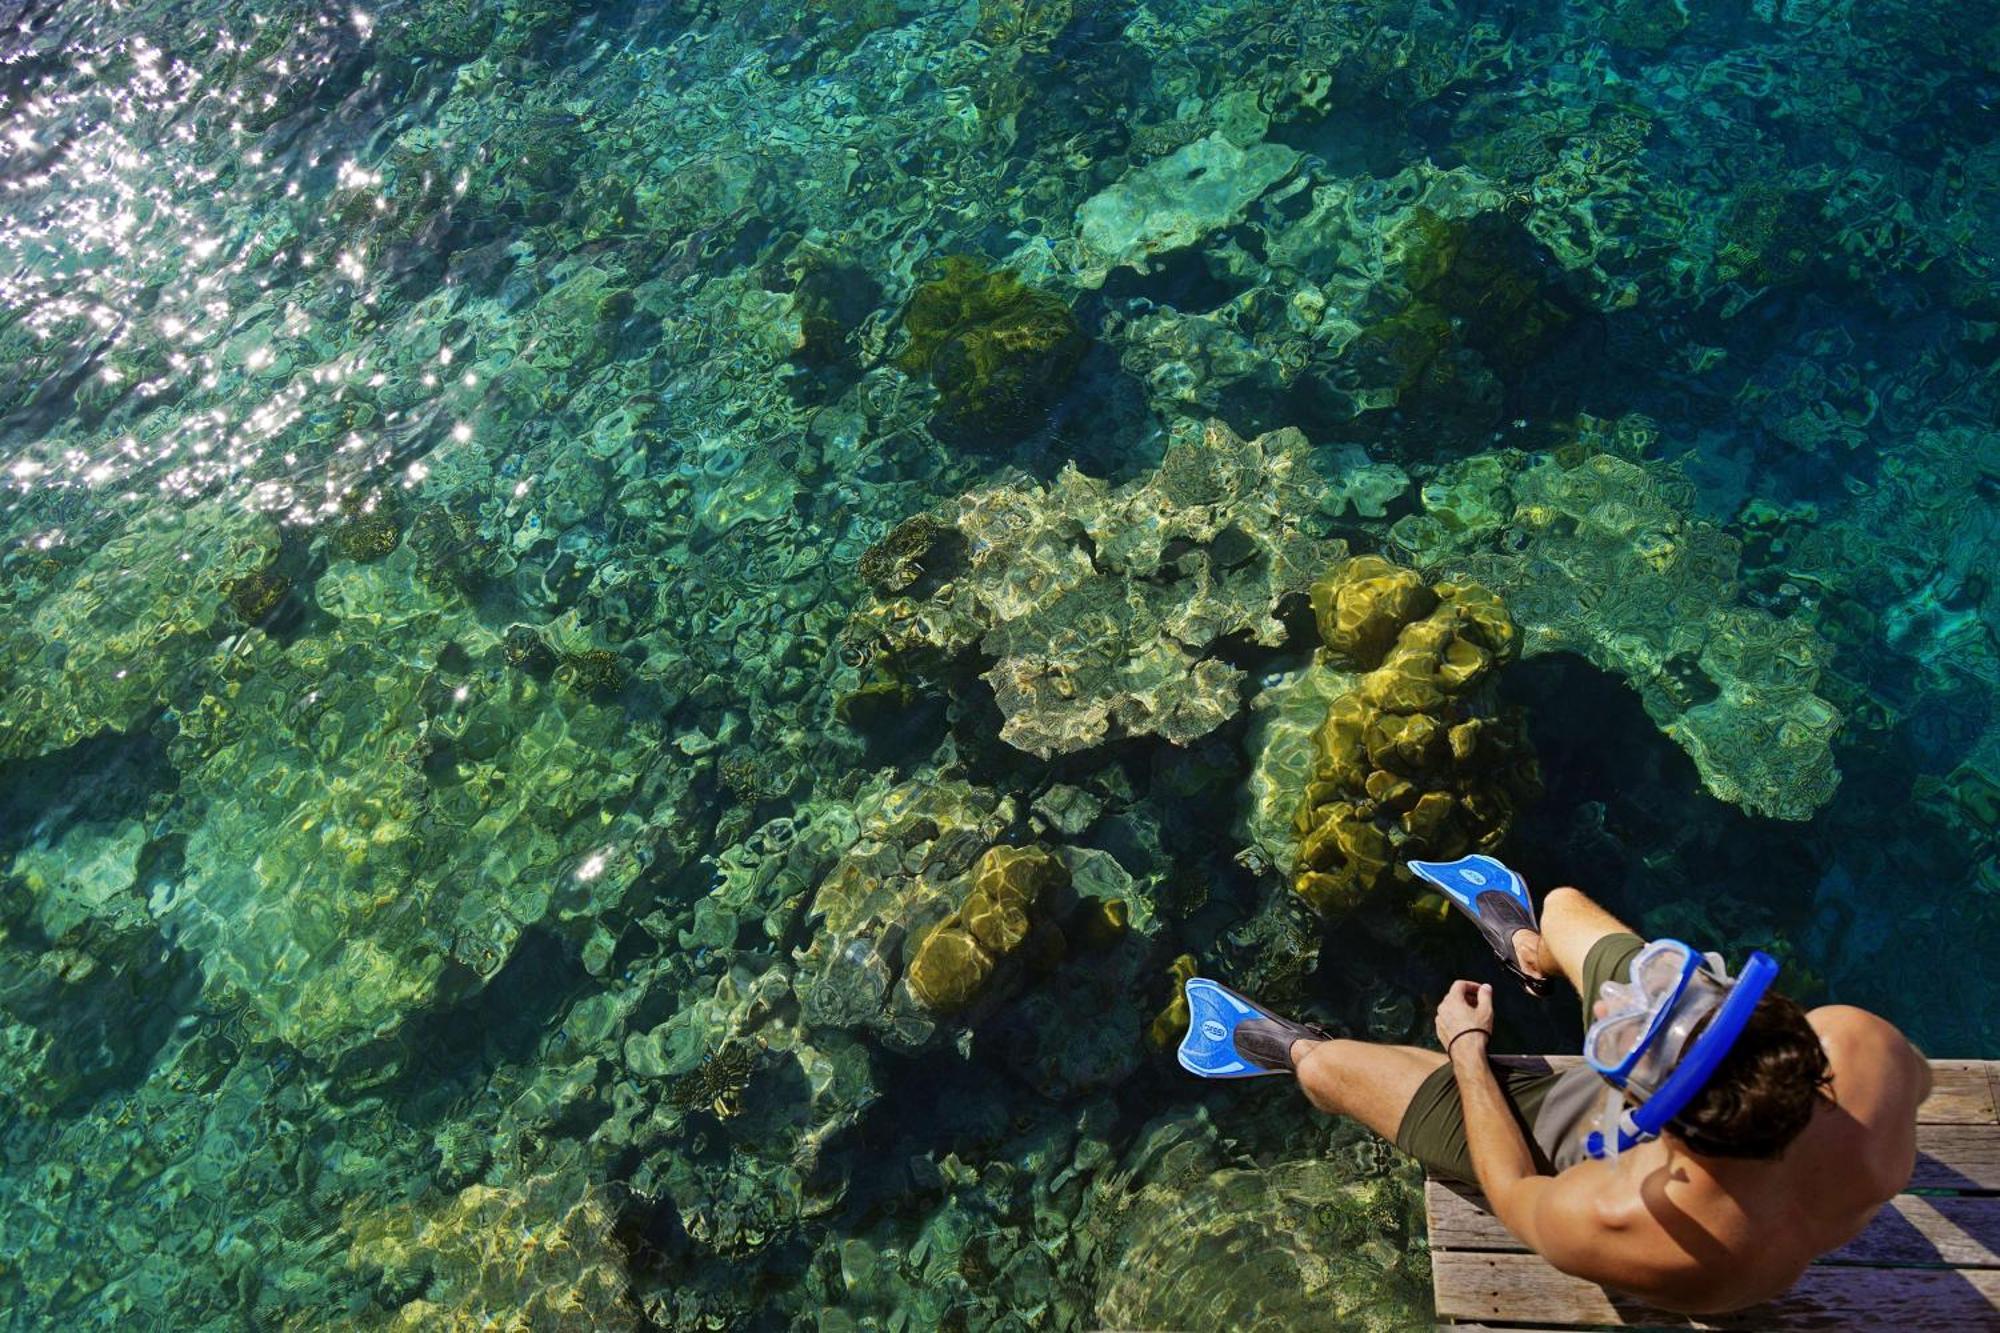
[0,13,462,526]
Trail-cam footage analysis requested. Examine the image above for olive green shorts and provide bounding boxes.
[1391,931,1644,1184]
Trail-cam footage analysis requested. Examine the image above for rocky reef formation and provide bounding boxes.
[844,418,1344,757]
[156,557,664,1060]
[0,505,280,762]
[345,1157,637,1331]
[1289,556,1540,913]
[896,256,1088,445]
[1392,444,1843,821]
[1087,1114,1428,1332]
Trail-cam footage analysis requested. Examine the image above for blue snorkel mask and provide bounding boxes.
[1582,938,1780,1159]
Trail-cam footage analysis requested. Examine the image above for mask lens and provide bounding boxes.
[1598,980,1642,1014]
[1586,1011,1653,1069]
[1631,941,1692,997]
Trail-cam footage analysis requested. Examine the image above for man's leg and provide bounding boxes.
[1524,886,1646,1022]
[1277,888,1638,1179]
[1519,886,1636,991]
[1289,1036,1561,1183]
[1290,1038,1446,1141]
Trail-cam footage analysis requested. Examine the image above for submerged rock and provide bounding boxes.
[1078,132,1304,282]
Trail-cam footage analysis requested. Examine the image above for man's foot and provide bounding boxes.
[1233,1015,1327,1072]
[1513,928,1547,982]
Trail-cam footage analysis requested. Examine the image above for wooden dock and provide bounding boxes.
[1428,1057,2000,1330]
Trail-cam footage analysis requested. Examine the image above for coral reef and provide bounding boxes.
[791,776,1153,1071]
[149,563,669,1059]
[345,1159,638,1331]
[1088,1119,1428,1332]
[0,506,279,762]
[1393,444,1843,821]
[1289,557,1541,913]
[846,418,1345,756]
[907,844,1069,1012]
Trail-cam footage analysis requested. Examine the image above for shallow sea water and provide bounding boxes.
[1,1,1997,1328]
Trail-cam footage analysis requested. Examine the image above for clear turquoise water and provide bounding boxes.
[0,1,1996,1328]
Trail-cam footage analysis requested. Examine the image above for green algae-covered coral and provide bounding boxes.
[1338,208,1577,435]
[844,419,1345,756]
[907,844,1068,1013]
[666,1042,758,1119]
[223,568,291,623]
[557,647,628,699]
[895,256,1087,444]
[1395,443,1843,820]
[326,510,403,563]
[1291,556,1540,914]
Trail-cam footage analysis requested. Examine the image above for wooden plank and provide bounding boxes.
[1428,1180,2000,1269]
[1920,1061,1999,1125]
[1427,1180,1529,1253]
[1433,1252,2000,1328]
[1913,1124,2000,1191]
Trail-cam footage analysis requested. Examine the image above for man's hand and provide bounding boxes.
[1436,979,1495,1052]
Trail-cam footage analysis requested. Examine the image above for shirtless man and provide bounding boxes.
[1178,872,1930,1314]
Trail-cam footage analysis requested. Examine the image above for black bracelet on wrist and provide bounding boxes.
[1447,1029,1490,1058]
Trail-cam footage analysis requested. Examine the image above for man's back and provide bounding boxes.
[1539,1004,1927,1312]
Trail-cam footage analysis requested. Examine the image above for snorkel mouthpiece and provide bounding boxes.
[1584,948,1779,1160]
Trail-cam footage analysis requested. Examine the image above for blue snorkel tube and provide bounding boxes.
[1584,950,1780,1159]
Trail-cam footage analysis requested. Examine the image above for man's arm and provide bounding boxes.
[1449,1026,1551,1230]
[1436,981,1624,1277]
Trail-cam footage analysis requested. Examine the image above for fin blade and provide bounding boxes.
[1176,978,1288,1079]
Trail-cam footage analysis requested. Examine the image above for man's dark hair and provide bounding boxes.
[1668,991,1831,1159]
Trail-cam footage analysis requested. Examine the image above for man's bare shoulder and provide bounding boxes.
[1807,1003,1913,1047]
[1533,1161,1662,1265]
[1807,1004,1929,1103]
[1803,1003,1925,1198]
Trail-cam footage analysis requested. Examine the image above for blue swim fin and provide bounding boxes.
[1409,853,1544,995]
[1176,978,1327,1079]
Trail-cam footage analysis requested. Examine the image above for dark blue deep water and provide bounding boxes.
[0,1,1996,1327]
